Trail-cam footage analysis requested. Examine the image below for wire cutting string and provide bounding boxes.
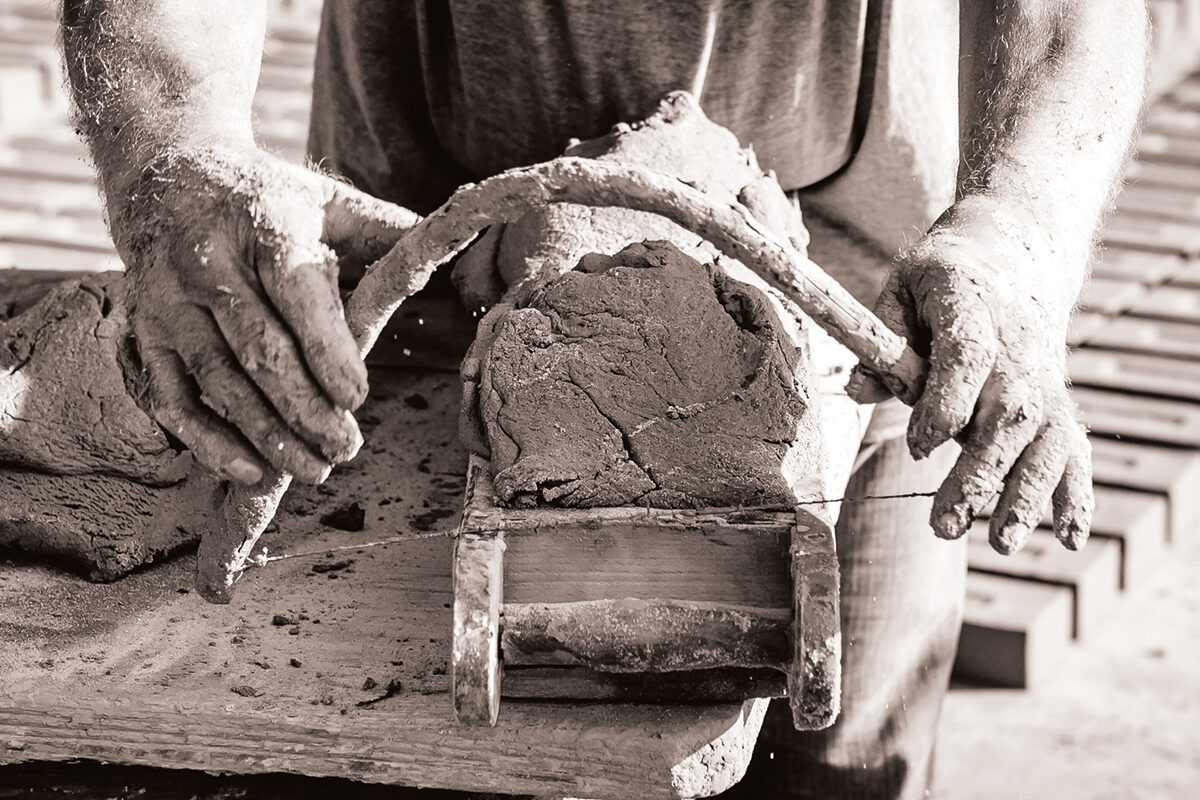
[238,489,938,573]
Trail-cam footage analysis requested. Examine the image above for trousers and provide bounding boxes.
[721,393,966,800]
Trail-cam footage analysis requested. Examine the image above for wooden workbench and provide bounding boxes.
[0,369,768,800]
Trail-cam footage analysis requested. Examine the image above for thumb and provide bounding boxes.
[321,178,422,269]
[845,368,894,405]
[846,271,919,405]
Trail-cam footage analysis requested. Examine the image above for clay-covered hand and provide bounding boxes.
[111,146,417,486]
[848,199,1093,555]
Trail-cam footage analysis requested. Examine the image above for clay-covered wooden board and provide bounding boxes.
[0,370,769,800]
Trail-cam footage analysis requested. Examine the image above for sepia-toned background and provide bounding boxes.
[0,0,1199,797]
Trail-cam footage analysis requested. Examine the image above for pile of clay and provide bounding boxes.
[473,240,815,509]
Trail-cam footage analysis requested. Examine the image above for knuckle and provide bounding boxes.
[287,453,333,485]
[951,456,1001,504]
[949,334,997,371]
[1009,395,1043,426]
[1005,468,1054,511]
[265,438,317,480]
[985,381,1043,430]
[151,405,189,437]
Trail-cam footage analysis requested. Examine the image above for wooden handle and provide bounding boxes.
[452,531,505,725]
[346,157,929,403]
[500,599,792,672]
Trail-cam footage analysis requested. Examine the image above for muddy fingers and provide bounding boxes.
[205,275,362,463]
[988,418,1071,554]
[907,283,1000,460]
[321,177,421,266]
[847,273,923,405]
[139,344,266,484]
[171,308,334,485]
[930,379,1043,541]
[1052,425,1094,551]
[253,237,368,412]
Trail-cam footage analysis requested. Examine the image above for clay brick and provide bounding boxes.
[1091,245,1184,284]
[967,525,1121,640]
[1089,437,1200,543]
[1102,214,1200,256]
[1085,315,1200,360]
[1076,387,1200,448]
[1069,347,1200,402]
[955,573,1073,688]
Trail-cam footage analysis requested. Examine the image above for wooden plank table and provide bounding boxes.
[0,370,768,800]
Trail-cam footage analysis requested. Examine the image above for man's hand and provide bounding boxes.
[850,199,1093,555]
[60,1,420,486]
[843,0,1147,554]
[116,147,415,485]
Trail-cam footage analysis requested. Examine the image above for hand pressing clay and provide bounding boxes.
[475,240,819,509]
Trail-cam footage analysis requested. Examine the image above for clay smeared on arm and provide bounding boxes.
[61,0,419,490]
[855,0,1149,554]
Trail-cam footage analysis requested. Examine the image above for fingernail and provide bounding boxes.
[993,522,1026,555]
[348,366,369,409]
[845,371,867,402]
[226,458,263,484]
[933,510,965,539]
[1058,519,1088,551]
[908,428,932,461]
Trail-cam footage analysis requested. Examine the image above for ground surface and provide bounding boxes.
[933,536,1200,799]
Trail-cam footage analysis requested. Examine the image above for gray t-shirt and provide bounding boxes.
[309,0,870,213]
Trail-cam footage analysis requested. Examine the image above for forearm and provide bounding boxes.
[60,0,266,203]
[954,0,1150,309]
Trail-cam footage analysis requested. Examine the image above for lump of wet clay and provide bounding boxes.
[476,240,818,509]
[0,272,224,580]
